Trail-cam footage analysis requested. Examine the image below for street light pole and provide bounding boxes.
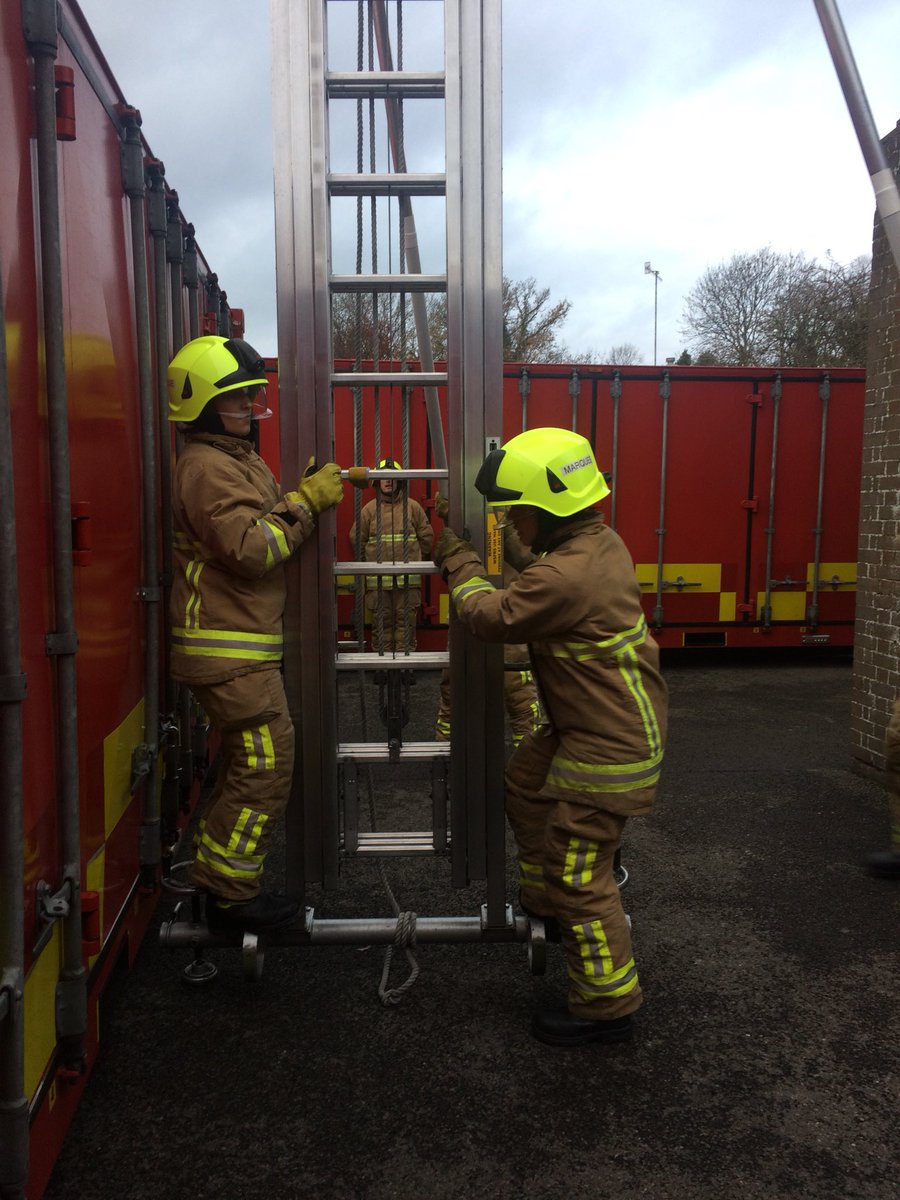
[644,261,661,364]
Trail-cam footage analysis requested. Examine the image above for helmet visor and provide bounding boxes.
[214,385,272,420]
[490,505,515,530]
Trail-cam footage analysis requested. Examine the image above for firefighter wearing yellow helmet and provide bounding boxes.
[166,335,345,933]
[434,427,668,1046]
[349,457,434,651]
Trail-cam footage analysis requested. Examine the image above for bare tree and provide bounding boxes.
[681,248,870,367]
[331,275,573,364]
[502,276,572,362]
[680,248,785,365]
[605,342,641,365]
[331,292,447,362]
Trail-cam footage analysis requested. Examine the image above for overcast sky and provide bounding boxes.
[75,0,898,364]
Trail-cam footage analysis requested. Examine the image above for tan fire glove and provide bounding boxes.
[433,526,477,572]
[287,457,344,514]
[434,491,450,521]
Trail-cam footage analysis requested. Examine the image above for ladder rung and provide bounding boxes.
[353,832,444,856]
[330,274,447,294]
[339,741,450,762]
[326,71,445,100]
[340,468,449,482]
[334,561,441,577]
[336,652,449,670]
[328,172,445,197]
[332,371,448,388]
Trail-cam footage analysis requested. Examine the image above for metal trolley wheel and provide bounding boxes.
[242,932,265,982]
[526,919,547,976]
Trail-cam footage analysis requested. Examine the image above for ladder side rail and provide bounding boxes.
[445,0,506,895]
[272,0,340,891]
[477,0,507,924]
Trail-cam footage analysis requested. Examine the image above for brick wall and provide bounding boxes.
[851,121,900,776]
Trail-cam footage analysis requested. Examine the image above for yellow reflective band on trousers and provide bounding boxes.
[562,837,598,887]
[452,576,495,611]
[259,518,290,568]
[242,723,276,770]
[228,807,269,856]
[569,920,639,999]
[195,814,267,881]
[171,626,283,660]
[518,858,545,893]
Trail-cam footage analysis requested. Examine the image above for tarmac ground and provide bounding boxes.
[44,651,898,1200]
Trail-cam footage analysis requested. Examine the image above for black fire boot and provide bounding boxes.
[863,849,900,879]
[206,891,300,934]
[531,1008,633,1047]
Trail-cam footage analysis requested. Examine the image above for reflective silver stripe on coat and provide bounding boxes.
[532,615,649,661]
[259,518,290,567]
[452,577,495,609]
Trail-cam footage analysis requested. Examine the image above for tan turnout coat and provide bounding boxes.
[170,432,315,685]
[443,511,667,815]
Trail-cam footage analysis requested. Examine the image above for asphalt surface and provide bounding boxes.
[45,652,898,1200]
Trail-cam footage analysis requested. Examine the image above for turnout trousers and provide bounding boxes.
[365,586,421,652]
[188,668,294,901]
[506,730,642,1021]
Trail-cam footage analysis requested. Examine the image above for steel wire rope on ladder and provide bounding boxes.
[353,631,420,1006]
[352,0,419,1005]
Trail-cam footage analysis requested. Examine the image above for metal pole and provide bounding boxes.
[28,0,86,1082]
[0,260,28,1200]
[653,372,671,629]
[813,0,900,276]
[121,116,162,882]
[808,375,831,629]
[761,374,782,632]
[644,262,661,363]
[610,371,621,531]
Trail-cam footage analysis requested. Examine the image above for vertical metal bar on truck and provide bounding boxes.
[808,375,831,628]
[761,374,782,631]
[653,372,671,629]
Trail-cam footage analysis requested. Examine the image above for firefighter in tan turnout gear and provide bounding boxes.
[349,458,434,651]
[167,335,344,933]
[433,427,668,1046]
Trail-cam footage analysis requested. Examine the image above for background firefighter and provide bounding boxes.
[349,457,434,652]
[433,427,668,1046]
[167,335,344,933]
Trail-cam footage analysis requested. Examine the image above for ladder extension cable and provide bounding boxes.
[356,670,422,1005]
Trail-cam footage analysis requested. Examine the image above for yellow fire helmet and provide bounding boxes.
[475,427,610,518]
[166,335,268,422]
